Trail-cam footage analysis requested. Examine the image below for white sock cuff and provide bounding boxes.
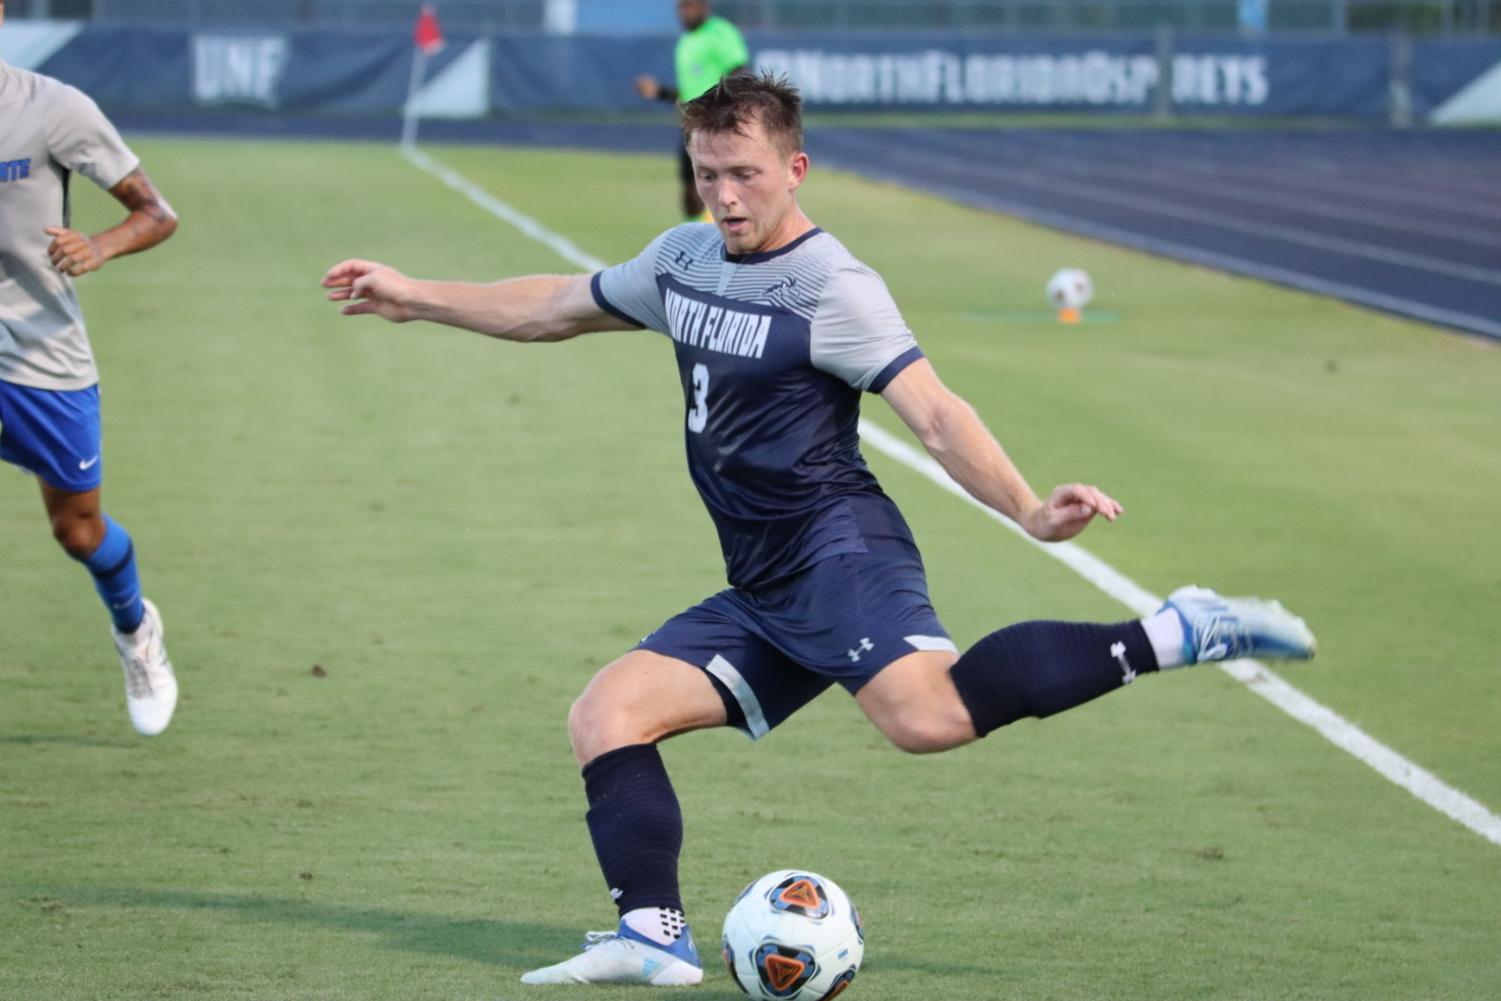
[1142,609,1187,669]
[622,906,686,946]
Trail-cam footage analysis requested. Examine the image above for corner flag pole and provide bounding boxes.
[402,4,446,149]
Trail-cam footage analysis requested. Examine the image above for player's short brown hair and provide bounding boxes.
[681,71,804,158]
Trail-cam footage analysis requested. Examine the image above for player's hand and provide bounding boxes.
[322,259,419,323]
[44,227,106,277]
[1024,483,1123,542]
[634,75,661,100]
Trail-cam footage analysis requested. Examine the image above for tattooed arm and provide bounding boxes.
[45,167,179,278]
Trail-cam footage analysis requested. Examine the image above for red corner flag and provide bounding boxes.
[413,4,445,56]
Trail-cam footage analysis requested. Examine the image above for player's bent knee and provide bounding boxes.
[50,514,104,560]
[857,652,977,754]
[567,690,650,765]
[878,712,971,755]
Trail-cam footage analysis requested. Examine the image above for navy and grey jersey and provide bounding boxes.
[592,223,926,590]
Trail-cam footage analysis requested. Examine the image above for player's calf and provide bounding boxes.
[949,619,1159,738]
[946,588,1316,739]
[520,743,703,986]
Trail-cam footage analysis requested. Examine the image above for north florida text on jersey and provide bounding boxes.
[663,286,771,360]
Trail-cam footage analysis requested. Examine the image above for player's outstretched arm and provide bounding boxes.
[45,167,177,278]
[322,261,624,342]
[880,359,1122,543]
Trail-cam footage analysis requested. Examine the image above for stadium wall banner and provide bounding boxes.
[3,23,1497,124]
[6,23,484,115]
[749,34,1390,116]
[1412,40,1501,125]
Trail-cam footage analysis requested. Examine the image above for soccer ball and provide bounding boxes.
[721,870,864,1000]
[1046,268,1094,311]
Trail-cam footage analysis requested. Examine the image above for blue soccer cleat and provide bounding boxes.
[519,922,703,986]
[1161,586,1317,666]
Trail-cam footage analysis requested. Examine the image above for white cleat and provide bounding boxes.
[520,927,703,986]
[112,598,178,736]
[1161,585,1317,666]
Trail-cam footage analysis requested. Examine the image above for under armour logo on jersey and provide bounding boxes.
[1110,641,1136,684]
[0,159,32,183]
[847,638,874,662]
[673,249,693,270]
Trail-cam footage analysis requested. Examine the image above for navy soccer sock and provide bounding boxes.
[583,743,685,916]
[76,515,145,634]
[949,620,1158,737]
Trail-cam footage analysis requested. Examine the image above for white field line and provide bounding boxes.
[400,145,608,272]
[398,144,1501,848]
[856,423,1501,848]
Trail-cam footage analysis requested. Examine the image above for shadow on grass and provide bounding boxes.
[0,733,139,749]
[14,885,751,997]
[16,884,995,993]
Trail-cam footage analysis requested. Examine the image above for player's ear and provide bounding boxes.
[788,151,810,191]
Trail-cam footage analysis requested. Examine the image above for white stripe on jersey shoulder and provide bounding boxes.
[657,228,879,322]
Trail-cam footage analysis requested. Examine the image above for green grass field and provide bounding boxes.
[2,136,1499,1001]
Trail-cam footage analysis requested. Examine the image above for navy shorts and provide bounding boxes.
[0,380,103,493]
[638,548,955,740]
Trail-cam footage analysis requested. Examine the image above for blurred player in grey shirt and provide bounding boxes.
[1,0,181,734]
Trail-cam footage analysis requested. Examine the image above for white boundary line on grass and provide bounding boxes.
[398,143,1501,849]
[855,423,1501,848]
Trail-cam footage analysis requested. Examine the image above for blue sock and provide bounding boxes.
[949,620,1158,737]
[583,743,684,915]
[77,515,145,634]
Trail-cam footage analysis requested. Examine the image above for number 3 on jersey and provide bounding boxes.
[687,362,709,433]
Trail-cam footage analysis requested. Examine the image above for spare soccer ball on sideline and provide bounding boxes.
[1046,268,1095,311]
[721,870,864,1000]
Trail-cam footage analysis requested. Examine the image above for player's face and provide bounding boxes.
[689,118,809,256]
[678,0,707,30]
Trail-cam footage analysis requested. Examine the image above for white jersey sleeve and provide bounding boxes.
[47,82,139,192]
[809,264,923,392]
[591,229,674,334]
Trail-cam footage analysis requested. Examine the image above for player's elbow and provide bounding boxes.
[154,214,179,247]
[147,198,180,243]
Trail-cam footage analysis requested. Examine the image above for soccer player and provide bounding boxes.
[1,0,181,735]
[634,0,748,220]
[323,73,1315,987]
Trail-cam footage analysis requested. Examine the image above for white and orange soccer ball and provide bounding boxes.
[1046,268,1094,321]
[721,870,864,1000]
